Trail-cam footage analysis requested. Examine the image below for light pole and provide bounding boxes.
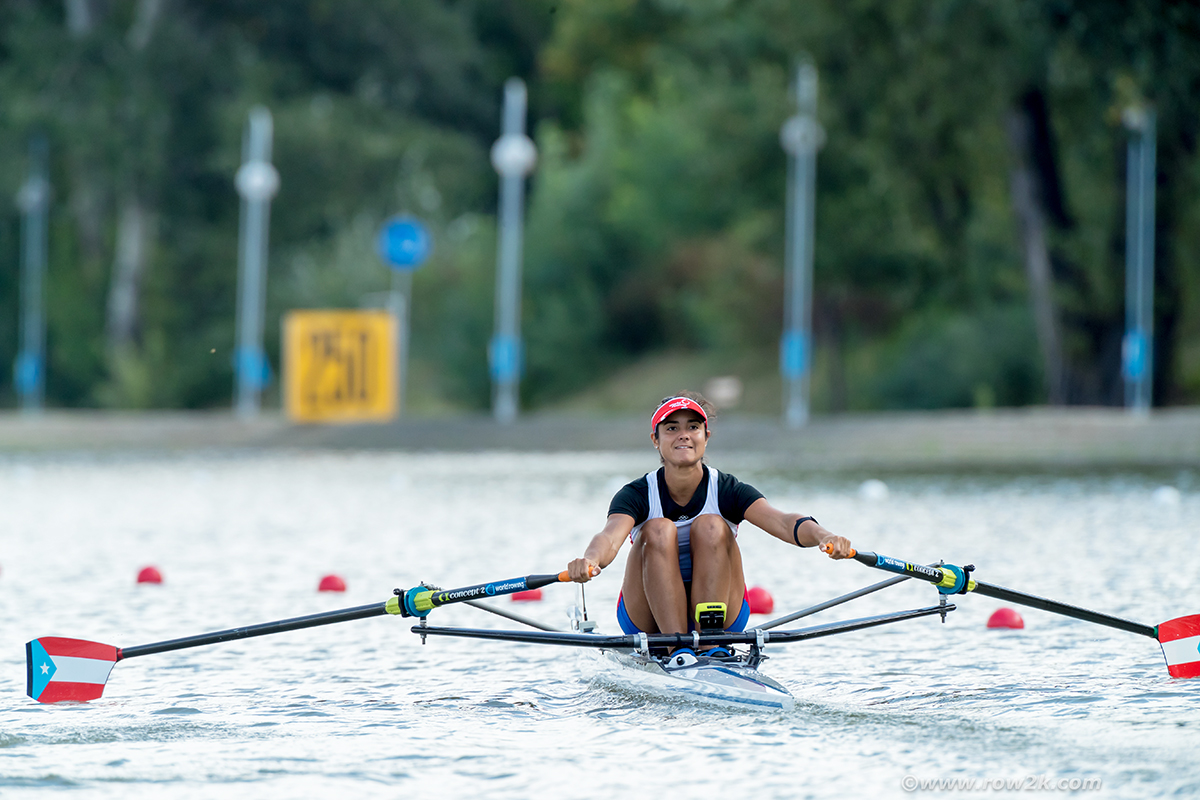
[780,62,824,428]
[489,77,537,423]
[234,106,280,419]
[1121,106,1156,415]
[376,215,431,415]
[15,136,50,413]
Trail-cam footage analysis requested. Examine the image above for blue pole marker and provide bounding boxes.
[377,216,432,271]
[1122,330,1147,381]
[780,330,808,380]
[489,334,523,383]
[233,346,272,391]
[13,352,43,398]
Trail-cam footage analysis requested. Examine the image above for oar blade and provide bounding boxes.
[26,637,119,703]
[1157,615,1200,679]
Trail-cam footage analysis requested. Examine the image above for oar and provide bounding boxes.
[26,571,575,704]
[825,545,1200,678]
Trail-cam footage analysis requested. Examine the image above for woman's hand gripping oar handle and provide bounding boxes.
[821,544,974,594]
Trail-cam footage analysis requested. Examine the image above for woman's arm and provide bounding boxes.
[743,498,854,558]
[567,513,636,582]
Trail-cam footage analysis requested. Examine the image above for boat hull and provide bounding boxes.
[602,650,795,712]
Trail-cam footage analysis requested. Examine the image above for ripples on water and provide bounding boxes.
[1,451,1198,798]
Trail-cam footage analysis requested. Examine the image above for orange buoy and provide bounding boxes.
[746,585,774,615]
[512,588,543,602]
[318,574,347,592]
[137,566,163,584]
[987,607,1024,629]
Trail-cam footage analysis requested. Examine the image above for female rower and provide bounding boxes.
[566,392,854,649]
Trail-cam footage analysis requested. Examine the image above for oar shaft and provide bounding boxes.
[428,573,566,610]
[121,570,575,659]
[119,602,390,660]
[849,550,1157,639]
[969,581,1156,639]
[391,572,570,618]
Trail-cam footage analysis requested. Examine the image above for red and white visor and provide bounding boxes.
[651,397,708,431]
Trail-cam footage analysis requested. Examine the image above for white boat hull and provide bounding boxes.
[601,649,795,712]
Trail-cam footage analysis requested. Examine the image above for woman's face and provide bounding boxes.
[652,409,708,467]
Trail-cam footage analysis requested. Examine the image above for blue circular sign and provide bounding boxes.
[377,215,432,271]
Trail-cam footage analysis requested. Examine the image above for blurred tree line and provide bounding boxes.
[0,0,1197,413]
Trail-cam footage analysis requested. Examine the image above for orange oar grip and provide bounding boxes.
[557,566,601,581]
[820,543,857,558]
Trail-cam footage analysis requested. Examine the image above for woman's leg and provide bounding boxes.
[621,518,689,634]
[688,515,746,629]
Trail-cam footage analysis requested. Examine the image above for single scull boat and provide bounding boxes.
[24,548,1200,706]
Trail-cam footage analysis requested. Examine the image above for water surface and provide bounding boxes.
[1,451,1197,798]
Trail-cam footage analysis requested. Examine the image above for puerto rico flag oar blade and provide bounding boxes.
[1158,615,1200,679]
[27,638,120,703]
[22,569,579,704]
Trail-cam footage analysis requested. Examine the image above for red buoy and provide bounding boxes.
[512,588,543,602]
[318,574,347,592]
[987,607,1024,629]
[746,585,774,615]
[137,566,163,584]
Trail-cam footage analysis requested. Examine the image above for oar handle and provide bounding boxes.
[820,542,860,559]
[389,572,573,619]
[822,544,967,591]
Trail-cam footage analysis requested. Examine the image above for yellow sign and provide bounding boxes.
[283,310,398,423]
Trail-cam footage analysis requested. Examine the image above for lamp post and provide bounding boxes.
[376,215,432,415]
[1121,106,1156,415]
[15,136,50,413]
[489,78,537,423]
[234,106,280,419]
[780,62,824,428]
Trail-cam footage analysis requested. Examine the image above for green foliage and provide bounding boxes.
[0,0,1197,412]
[0,0,517,410]
[862,305,1042,410]
[524,0,1200,410]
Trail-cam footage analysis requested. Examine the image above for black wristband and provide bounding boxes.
[792,516,817,547]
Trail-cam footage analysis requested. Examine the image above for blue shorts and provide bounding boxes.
[616,589,751,635]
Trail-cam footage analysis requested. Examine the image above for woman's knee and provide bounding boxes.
[637,518,679,556]
[690,514,734,548]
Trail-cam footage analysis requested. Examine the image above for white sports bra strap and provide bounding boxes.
[630,467,738,542]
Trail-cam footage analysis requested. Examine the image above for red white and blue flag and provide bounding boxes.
[1158,615,1200,679]
[26,637,119,703]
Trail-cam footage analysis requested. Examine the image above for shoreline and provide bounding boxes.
[0,406,1196,471]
